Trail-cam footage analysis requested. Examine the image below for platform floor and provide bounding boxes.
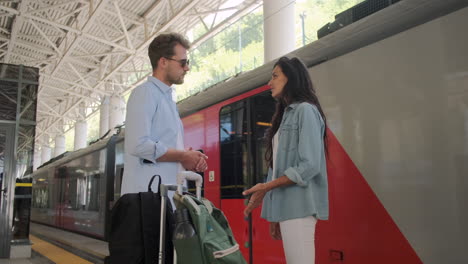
[0,250,53,264]
[30,223,109,262]
[26,222,108,264]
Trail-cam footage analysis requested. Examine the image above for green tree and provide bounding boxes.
[218,12,264,52]
[177,7,264,101]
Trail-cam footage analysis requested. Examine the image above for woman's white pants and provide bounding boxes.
[280,216,317,264]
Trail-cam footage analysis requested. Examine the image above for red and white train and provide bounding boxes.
[30,1,468,263]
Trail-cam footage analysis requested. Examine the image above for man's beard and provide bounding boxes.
[166,72,185,85]
[172,78,184,85]
[168,73,185,85]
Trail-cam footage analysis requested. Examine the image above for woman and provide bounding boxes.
[243,56,329,264]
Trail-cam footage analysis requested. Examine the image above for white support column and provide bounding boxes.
[54,120,66,157]
[74,121,88,150]
[41,135,51,165]
[99,96,110,137]
[74,103,88,150]
[263,0,296,62]
[33,148,41,171]
[54,135,66,157]
[109,95,125,132]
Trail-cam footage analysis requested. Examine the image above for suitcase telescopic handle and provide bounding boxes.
[177,171,203,198]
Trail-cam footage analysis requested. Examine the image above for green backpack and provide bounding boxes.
[173,193,247,264]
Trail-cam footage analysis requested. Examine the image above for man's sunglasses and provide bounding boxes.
[164,57,190,67]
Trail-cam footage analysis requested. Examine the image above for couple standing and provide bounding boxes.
[122,32,329,264]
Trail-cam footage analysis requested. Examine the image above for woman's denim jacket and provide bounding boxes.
[261,102,329,222]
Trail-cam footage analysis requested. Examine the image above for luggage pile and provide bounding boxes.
[107,171,247,264]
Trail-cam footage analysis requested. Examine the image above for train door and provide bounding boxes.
[250,92,285,263]
[218,91,284,263]
[219,99,253,262]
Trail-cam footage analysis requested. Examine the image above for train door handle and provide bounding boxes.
[1,188,7,198]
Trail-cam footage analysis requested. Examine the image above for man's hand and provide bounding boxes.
[194,156,208,172]
[270,222,282,240]
[242,183,269,216]
[157,148,207,171]
[181,150,207,171]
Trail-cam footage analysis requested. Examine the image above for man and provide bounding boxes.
[121,33,207,195]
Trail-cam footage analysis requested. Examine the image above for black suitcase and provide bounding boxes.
[106,175,174,264]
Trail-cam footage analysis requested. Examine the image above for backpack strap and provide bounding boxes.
[182,195,201,215]
[147,175,161,193]
[201,199,213,214]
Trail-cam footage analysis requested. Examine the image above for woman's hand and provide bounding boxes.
[242,183,269,216]
[269,222,282,240]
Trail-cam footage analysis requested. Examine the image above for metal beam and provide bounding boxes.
[28,19,63,56]
[41,74,112,96]
[71,51,128,58]
[48,0,111,75]
[68,62,93,89]
[40,84,98,101]
[0,5,19,15]
[102,8,144,26]
[39,101,61,116]
[113,1,134,50]
[191,0,262,49]
[0,90,17,104]
[4,0,29,63]
[14,39,56,55]
[98,0,202,91]
[36,97,84,139]
[55,5,89,23]
[24,13,134,54]
[25,0,86,16]
[188,6,237,17]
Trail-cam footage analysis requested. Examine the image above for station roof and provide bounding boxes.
[0,0,261,146]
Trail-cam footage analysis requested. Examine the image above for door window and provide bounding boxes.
[219,100,249,198]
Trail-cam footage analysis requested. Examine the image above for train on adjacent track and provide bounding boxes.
[29,1,468,263]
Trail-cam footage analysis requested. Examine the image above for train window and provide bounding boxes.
[251,92,276,184]
[219,92,276,199]
[57,152,105,210]
[32,170,49,209]
[56,166,67,209]
[88,173,101,211]
[220,100,250,199]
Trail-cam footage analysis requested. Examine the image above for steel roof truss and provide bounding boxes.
[25,0,86,16]
[28,18,63,56]
[4,0,28,63]
[113,2,134,50]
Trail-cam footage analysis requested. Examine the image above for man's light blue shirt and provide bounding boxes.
[261,102,329,222]
[121,76,183,194]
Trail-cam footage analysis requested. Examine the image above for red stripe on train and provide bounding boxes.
[318,130,422,263]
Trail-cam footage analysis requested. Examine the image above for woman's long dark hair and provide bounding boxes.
[265,56,328,168]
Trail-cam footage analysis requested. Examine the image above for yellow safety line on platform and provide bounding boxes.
[16,183,32,187]
[30,235,93,264]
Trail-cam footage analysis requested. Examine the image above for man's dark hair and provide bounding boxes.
[148,33,190,70]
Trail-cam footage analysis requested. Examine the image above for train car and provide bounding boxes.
[30,132,125,239]
[179,2,468,263]
[30,1,468,263]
